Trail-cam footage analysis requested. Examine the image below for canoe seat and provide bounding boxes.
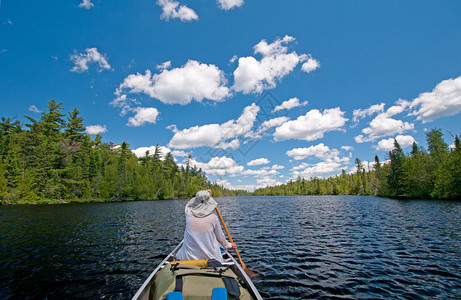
[166,291,183,300]
[170,260,209,267]
[211,288,227,300]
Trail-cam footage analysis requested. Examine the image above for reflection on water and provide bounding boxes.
[0,196,460,299]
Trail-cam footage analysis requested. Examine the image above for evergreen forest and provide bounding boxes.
[1,101,460,204]
[254,129,461,199]
[0,100,247,204]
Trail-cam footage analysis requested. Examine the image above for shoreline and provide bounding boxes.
[2,194,460,206]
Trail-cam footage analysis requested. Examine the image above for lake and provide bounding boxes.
[0,196,460,299]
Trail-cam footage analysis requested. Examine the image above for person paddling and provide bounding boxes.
[176,189,236,263]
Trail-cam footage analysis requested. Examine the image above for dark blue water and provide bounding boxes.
[0,196,460,299]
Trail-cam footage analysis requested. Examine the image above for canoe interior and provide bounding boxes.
[132,242,262,300]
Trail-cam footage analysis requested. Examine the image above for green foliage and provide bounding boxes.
[1,101,239,204]
[255,130,460,199]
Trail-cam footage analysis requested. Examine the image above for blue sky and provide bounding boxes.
[1,0,461,191]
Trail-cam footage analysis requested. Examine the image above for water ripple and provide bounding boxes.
[0,196,460,299]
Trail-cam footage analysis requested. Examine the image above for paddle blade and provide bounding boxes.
[244,266,257,280]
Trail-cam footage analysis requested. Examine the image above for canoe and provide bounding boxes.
[132,241,263,300]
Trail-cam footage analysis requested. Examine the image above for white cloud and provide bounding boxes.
[354,100,413,143]
[171,150,189,157]
[79,0,94,9]
[375,135,416,151]
[168,103,259,149]
[132,145,172,159]
[274,107,348,141]
[247,158,270,166]
[190,156,244,176]
[271,164,284,170]
[252,116,291,140]
[214,139,240,150]
[355,115,414,143]
[242,169,279,177]
[261,116,290,129]
[157,61,172,70]
[286,143,338,161]
[233,36,317,94]
[292,161,343,179]
[301,57,320,73]
[110,94,140,116]
[115,60,229,105]
[272,97,308,112]
[256,177,280,186]
[229,55,238,64]
[28,105,41,114]
[341,146,353,151]
[352,103,385,122]
[217,0,244,10]
[127,107,159,127]
[157,0,198,22]
[70,48,111,73]
[86,124,107,135]
[409,76,461,123]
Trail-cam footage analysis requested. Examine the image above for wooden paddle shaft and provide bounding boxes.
[215,207,247,269]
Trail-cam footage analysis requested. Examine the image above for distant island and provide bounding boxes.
[1,100,459,204]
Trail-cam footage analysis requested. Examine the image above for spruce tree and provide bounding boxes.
[387,139,406,196]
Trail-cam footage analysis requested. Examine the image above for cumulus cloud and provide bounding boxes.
[261,116,290,129]
[354,100,413,143]
[256,177,281,186]
[251,116,291,140]
[271,164,284,170]
[132,145,173,159]
[70,48,111,73]
[341,146,353,151]
[79,0,94,9]
[292,161,344,179]
[86,124,107,135]
[168,103,259,149]
[217,0,244,10]
[28,105,41,114]
[110,94,140,116]
[375,135,416,151]
[286,143,340,161]
[190,156,244,176]
[232,36,317,94]
[157,61,172,70]
[272,97,308,112]
[352,103,385,123]
[214,139,240,150]
[355,115,414,143]
[115,60,229,105]
[157,0,198,22]
[247,158,270,166]
[127,107,159,127]
[242,169,278,177]
[409,76,461,123]
[171,150,189,157]
[274,107,348,141]
[301,57,320,73]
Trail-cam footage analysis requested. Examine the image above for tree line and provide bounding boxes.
[254,129,461,199]
[0,100,247,204]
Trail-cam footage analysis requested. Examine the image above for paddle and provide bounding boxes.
[215,206,257,279]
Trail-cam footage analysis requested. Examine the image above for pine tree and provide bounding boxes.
[65,108,86,142]
[41,100,65,141]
